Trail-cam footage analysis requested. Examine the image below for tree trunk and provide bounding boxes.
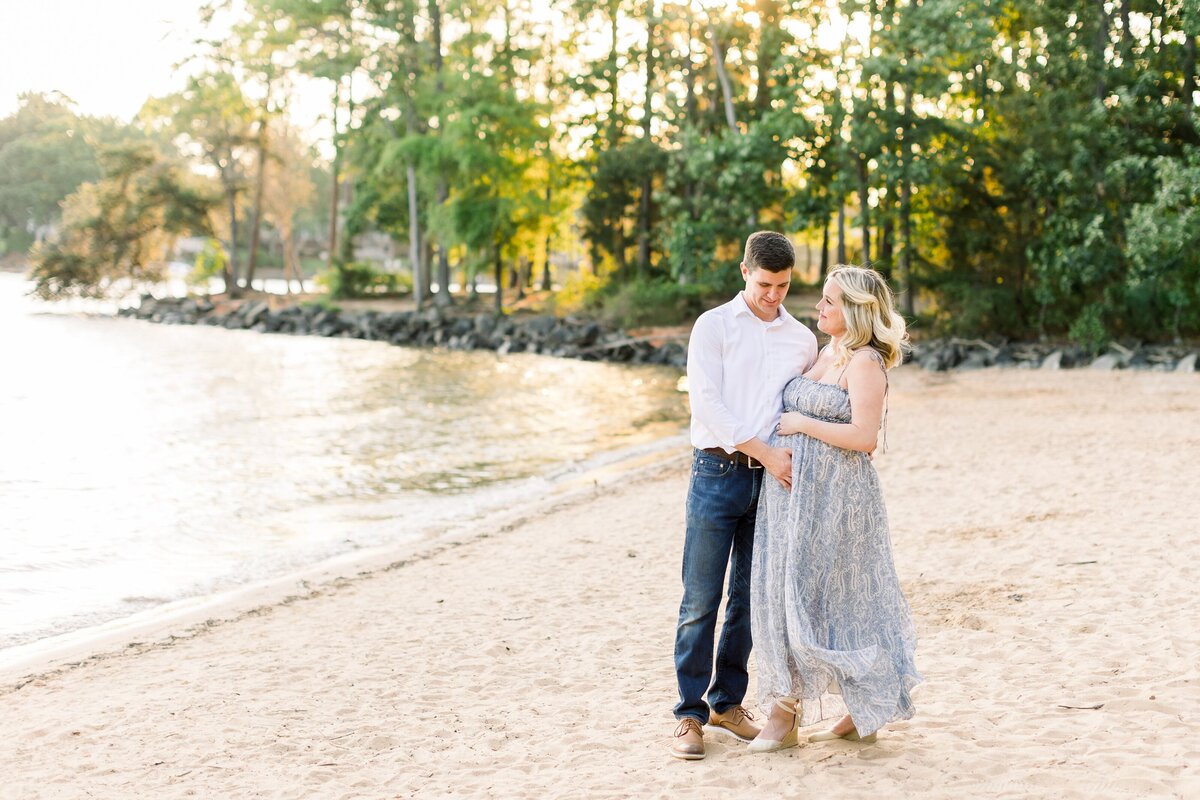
[820,218,830,281]
[327,87,340,277]
[245,82,271,290]
[493,244,503,315]
[898,83,915,317]
[857,154,871,264]
[400,4,424,310]
[710,22,739,133]
[435,244,451,303]
[407,162,423,310]
[282,227,299,294]
[879,213,893,277]
[226,184,241,298]
[516,255,531,299]
[755,0,778,117]
[541,184,553,291]
[836,202,847,265]
[638,4,657,279]
[428,0,452,306]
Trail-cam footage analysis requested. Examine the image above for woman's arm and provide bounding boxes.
[776,352,886,453]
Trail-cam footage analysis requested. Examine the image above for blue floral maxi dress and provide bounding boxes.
[751,361,921,737]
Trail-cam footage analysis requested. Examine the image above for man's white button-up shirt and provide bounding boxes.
[687,292,819,452]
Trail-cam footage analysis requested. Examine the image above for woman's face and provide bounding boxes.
[816,280,847,337]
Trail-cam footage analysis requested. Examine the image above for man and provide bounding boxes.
[670,231,819,760]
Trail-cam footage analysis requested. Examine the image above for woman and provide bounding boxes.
[747,265,921,753]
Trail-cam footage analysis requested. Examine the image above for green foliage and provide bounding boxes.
[659,125,786,287]
[1067,304,1111,353]
[1125,148,1200,339]
[582,139,665,275]
[594,278,720,329]
[25,0,1195,342]
[0,93,126,253]
[190,238,228,286]
[29,144,217,299]
[316,261,411,299]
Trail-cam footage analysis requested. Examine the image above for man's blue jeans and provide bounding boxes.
[673,449,762,723]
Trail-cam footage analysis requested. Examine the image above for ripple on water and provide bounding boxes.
[0,274,689,649]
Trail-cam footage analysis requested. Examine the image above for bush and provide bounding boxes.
[316,261,412,299]
[552,269,605,315]
[598,278,719,329]
[189,238,226,287]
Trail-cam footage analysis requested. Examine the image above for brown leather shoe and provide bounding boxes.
[670,717,706,760]
[707,705,761,743]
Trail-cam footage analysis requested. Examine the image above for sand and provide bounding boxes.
[2,367,1198,799]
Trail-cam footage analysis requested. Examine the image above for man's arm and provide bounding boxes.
[735,437,792,489]
[687,314,792,488]
[686,314,755,447]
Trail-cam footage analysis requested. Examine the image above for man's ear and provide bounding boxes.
[740,261,749,281]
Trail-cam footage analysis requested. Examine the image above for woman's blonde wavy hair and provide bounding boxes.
[826,265,909,370]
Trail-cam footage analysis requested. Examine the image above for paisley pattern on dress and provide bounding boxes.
[751,355,921,736]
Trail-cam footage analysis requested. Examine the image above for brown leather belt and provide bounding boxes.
[699,447,763,469]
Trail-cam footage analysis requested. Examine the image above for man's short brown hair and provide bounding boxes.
[743,231,795,273]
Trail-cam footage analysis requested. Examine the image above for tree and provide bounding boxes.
[141,71,257,295]
[261,123,317,293]
[0,94,109,253]
[29,144,217,299]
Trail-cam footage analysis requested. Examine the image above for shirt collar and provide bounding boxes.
[733,291,790,328]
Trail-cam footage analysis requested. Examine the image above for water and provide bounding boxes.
[0,273,688,650]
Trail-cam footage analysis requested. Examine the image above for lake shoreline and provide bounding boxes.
[119,292,1200,373]
[0,433,688,687]
[3,366,1196,797]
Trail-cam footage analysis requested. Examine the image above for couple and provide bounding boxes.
[671,231,921,760]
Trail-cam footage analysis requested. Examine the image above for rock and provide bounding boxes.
[918,344,962,371]
[1041,350,1063,370]
[959,350,994,370]
[526,315,557,337]
[243,301,270,327]
[1176,353,1198,373]
[574,322,602,348]
[1089,354,1122,370]
[473,313,497,335]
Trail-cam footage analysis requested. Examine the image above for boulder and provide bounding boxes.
[243,301,270,327]
[1089,354,1122,370]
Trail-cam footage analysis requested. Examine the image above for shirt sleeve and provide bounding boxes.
[686,313,757,449]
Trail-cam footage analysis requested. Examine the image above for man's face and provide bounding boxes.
[741,263,791,321]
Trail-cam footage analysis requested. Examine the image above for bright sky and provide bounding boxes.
[0,0,218,121]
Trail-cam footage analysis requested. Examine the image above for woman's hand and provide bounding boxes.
[776,411,810,436]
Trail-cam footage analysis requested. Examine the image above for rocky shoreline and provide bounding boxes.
[119,295,690,367]
[119,295,1199,373]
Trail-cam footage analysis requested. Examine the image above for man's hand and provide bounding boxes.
[735,438,793,489]
[759,446,792,490]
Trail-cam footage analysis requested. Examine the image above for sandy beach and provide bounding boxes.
[2,367,1198,799]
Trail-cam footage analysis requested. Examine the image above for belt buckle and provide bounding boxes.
[747,456,763,469]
